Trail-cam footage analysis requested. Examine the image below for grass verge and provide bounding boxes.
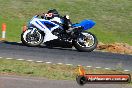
[0,0,131,45]
[0,58,132,81]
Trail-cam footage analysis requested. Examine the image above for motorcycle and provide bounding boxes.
[21,15,98,52]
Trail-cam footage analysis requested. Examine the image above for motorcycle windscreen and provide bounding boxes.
[74,20,96,30]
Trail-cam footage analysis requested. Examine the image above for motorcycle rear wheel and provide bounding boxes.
[21,29,44,47]
[73,32,98,52]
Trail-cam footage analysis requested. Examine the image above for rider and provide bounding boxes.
[30,9,72,43]
[43,9,72,30]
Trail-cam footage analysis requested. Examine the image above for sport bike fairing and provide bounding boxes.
[73,20,96,30]
[29,15,63,32]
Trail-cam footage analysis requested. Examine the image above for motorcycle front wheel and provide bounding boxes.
[21,29,44,47]
[73,32,98,52]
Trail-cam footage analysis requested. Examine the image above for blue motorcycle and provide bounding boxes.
[21,15,98,52]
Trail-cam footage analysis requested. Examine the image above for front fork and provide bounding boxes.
[30,28,37,34]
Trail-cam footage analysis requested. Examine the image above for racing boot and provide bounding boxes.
[66,27,74,33]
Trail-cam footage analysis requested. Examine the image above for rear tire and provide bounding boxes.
[21,29,44,47]
[73,32,98,52]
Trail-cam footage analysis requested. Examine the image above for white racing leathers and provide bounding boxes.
[30,17,59,42]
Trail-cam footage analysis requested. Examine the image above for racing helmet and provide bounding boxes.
[46,9,60,19]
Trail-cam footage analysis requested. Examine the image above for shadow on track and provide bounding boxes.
[2,41,24,46]
[1,41,77,52]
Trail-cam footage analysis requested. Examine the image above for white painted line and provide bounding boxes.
[57,63,63,65]
[65,64,73,66]
[77,65,81,66]
[36,61,43,63]
[95,67,101,69]
[0,57,2,58]
[124,70,130,72]
[105,68,110,70]
[16,59,24,61]
[86,66,92,68]
[6,58,13,60]
[26,60,33,62]
[45,62,52,64]
[18,41,22,43]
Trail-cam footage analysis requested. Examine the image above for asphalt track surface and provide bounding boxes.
[0,41,132,70]
[0,76,131,88]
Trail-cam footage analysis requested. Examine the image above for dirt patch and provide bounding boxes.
[0,38,7,43]
[0,38,6,41]
[97,42,132,55]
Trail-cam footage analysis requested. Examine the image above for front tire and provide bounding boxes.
[73,32,98,52]
[21,29,44,47]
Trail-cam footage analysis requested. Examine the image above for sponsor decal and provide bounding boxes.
[76,66,131,85]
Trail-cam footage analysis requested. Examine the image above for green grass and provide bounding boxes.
[0,59,76,80]
[0,0,131,45]
[0,58,132,81]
